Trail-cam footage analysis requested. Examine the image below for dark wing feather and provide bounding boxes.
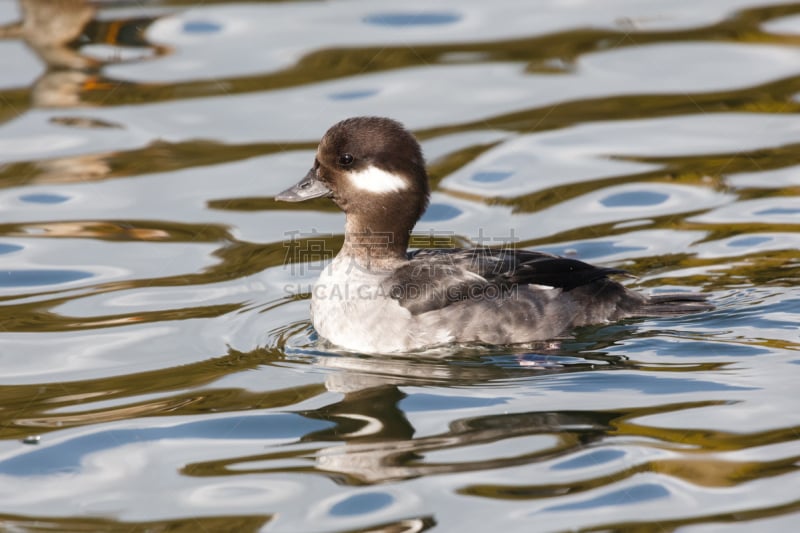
[384,257,490,315]
[407,248,627,290]
[391,248,628,314]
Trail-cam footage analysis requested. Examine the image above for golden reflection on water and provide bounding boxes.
[0,0,799,530]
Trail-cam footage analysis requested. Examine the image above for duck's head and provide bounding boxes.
[276,117,431,237]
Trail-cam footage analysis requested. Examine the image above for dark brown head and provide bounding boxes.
[276,117,431,257]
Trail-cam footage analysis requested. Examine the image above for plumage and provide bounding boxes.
[384,248,628,315]
[275,116,713,353]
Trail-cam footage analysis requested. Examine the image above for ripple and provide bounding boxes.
[328,89,379,101]
[472,171,514,183]
[2,0,800,530]
[541,372,756,395]
[538,240,646,261]
[329,492,395,516]
[0,269,93,287]
[551,449,627,470]
[304,486,424,531]
[183,20,223,34]
[19,193,70,204]
[363,12,462,27]
[696,232,800,259]
[187,480,302,507]
[623,337,771,358]
[543,483,669,511]
[419,203,463,222]
[728,236,772,247]
[691,198,800,224]
[0,414,333,477]
[756,207,800,216]
[0,243,23,255]
[400,393,507,411]
[600,191,669,208]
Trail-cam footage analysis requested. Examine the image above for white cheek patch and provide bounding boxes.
[347,165,408,193]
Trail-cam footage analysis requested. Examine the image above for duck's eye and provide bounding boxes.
[338,153,354,166]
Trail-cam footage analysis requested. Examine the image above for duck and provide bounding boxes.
[275,116,711,353]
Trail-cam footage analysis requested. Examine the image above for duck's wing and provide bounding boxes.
[384,255,490,315]
[408,248,627,290]
[389,248,628,314]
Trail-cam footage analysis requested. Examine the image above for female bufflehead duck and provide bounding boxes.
[276,117,711,353]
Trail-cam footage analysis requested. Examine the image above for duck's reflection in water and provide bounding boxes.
[317,399,618,485]
[192,343,649,485]
[3,0,164,107]
[306,380,616,484]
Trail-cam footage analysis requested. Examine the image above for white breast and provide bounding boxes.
[311,256,416,353]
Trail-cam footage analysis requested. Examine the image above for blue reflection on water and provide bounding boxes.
[19,193,69,204]
[551,449,626,470]
[627,338,770,358]
[756,207,800,215]
[601,191,668,207]
[0,270,93,287]
[364,12,461,26]
[183,20,222,33]
[472,171,513,183]
[329,492,394,516]
[328,89,379,101]
[538,240,645,260]
[0,244,23,255]
[728,236,772,247]
[547,372,755,394]
[400,393,507,412]
[543,483,669,511]
[420,203,463,222]
[0,414,333,476]
[700,297,800,330]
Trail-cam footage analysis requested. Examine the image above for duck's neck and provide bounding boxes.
[339,216,412,270]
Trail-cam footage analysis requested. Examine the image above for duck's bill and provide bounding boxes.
[275,169,332,202]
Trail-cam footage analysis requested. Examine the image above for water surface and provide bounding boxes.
[0,0,799,531]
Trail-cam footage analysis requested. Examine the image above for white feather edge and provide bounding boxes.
[347,165,408,193]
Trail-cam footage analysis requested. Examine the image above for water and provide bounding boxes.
[1,0,799,531]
